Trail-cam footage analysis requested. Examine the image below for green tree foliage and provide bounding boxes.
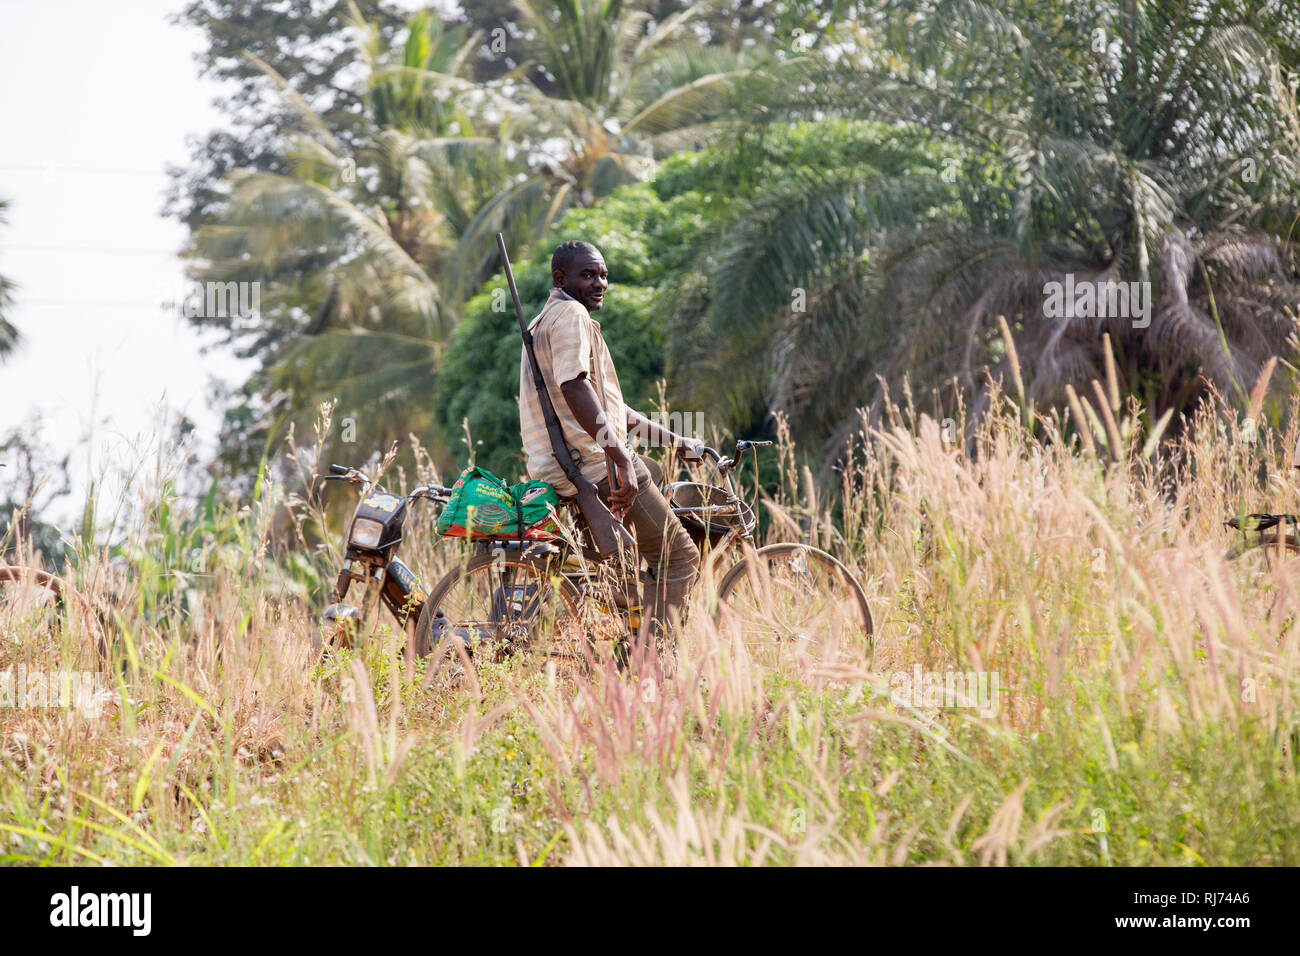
[454,0,789,87]
[427,0,766,217]
[0,417,71,564]
[166,0,407,231]
[182,1,767,486]
[654,119,959,437]
[186,8,541,486]
[175,0,1300,489]
[676,0,1300,458]
[431,120,948,478]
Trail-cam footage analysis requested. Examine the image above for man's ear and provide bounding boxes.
[552,269,565,287]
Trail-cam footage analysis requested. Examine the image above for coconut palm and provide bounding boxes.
[188,9,540,468]
[673,0,1300,457]
[413,0,765,221]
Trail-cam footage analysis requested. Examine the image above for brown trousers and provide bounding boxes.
[595,454,700,647]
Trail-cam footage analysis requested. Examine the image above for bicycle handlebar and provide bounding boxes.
[699,440,773,468]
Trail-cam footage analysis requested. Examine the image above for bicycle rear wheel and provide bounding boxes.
[412,552,587,675]
[715,543,872,666]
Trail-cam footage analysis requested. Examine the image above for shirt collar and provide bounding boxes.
[551,286,599,327]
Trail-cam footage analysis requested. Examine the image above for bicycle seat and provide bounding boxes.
[1225,513,1300,532]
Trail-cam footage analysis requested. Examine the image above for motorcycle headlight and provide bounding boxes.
[350,517,385,549]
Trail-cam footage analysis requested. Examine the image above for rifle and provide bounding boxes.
[496,232,635,558]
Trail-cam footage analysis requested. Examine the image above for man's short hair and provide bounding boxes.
[551,240,601,278]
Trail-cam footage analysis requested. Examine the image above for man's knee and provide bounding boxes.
[662,526,700,591]
[674,533,700,576]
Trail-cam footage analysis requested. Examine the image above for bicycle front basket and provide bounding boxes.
[667,481,756,546]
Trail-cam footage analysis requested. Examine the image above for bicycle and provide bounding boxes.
[411,439,874,672]
[658,440,872,665]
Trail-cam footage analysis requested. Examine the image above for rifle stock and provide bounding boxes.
[496,232,634,558]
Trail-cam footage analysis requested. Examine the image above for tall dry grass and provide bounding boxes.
[4,378,1300,866]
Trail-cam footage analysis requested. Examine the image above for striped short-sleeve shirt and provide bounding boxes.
[519,288,628,496]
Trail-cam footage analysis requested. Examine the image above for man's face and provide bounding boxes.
[556,251,608,312]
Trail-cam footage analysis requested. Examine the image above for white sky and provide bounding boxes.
[0,0,446,531]
[0,0,254,516]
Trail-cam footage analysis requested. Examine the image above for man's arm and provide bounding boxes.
[560,375,638,511]
[625,408,704,460]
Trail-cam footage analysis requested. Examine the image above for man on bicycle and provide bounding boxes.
[519,239,703,650]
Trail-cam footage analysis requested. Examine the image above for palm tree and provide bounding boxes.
[0,198,18,360]
[416,0,764,216]
[672,0,1300,457]
[188,9,535,471]
[189,0,770,477]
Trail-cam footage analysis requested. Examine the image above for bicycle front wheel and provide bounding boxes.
[716,543,873,665]
[412,551,587,675]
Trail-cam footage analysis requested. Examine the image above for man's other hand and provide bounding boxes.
[605,444,638,512]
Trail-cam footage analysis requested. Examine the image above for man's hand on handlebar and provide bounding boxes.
[677,436,705,461]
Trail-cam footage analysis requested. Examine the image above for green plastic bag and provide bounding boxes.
[435,466,562,538]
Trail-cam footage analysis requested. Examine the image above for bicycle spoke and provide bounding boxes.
[717,544,870,666]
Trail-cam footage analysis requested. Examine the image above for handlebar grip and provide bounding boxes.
[329,464,349,476]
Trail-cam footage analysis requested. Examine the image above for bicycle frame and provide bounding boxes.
[671,440,770,570]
